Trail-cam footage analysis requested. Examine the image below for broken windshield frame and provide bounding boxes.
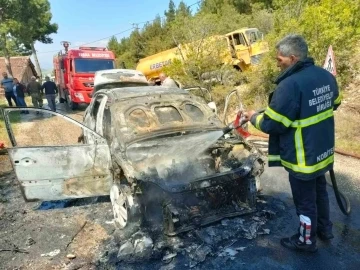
[245,30,261,44]
[93,82,150,94]
[1,107,107,147]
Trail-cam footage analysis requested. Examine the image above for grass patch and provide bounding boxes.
[334,109,360,155]
[0,96,32,146]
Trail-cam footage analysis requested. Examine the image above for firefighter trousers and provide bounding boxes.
[289,174,332,244]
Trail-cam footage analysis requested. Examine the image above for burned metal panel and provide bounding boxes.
[110,90,224,146]
[7,144,112,201]
[130,137,264,235]
[138,174,257,236]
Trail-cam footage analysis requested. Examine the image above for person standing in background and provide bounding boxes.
[27,76,43,109]
[1,72,17,106]
[13,78,29,114]
[41,76,58,112]
[159,72,179,88]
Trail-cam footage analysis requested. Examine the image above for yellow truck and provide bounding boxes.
[136,27,269,83]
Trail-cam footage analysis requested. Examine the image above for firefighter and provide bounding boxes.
[245,34,341,253]
[27,76,43,109]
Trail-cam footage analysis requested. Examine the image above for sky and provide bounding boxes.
[34,0,198,71]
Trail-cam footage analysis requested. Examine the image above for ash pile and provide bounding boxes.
[97,196,287,269]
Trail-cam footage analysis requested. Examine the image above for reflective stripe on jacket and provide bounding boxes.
[250,58,341,180]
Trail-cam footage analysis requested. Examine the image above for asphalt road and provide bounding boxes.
[214,154,360,270]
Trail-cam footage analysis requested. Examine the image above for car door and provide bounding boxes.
[1,107,112,201]
[223,89,244,125]
[82,93,108,144]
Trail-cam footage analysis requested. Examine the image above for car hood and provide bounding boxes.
[121,131,262,191]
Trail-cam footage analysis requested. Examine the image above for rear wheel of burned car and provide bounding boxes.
[110,184,141,229]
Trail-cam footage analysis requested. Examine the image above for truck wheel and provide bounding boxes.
[66,94,78,110]
[110,184,141,229]
[58,86,65,103]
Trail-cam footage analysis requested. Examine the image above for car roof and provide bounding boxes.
[94,69,148,89]
[97,86,189,101]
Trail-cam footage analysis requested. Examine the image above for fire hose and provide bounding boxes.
[222,109,351,216]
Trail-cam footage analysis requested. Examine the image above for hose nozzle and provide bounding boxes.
[222,123,235,135]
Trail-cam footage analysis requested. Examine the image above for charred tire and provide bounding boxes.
[66,93,78,110]
[110,184,141,229]
[247,176,257,207]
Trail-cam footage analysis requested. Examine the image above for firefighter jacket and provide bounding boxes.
[250,58,341,180]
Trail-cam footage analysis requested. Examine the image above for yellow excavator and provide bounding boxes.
[136,27,269,84]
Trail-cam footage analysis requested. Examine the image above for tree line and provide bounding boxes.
[0,0,57,80]
[108,0,360,103]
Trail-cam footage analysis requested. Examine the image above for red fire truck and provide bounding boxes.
[53,42,116,109]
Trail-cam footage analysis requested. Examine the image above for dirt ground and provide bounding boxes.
[0,104,111,270]
[0,164,115,270]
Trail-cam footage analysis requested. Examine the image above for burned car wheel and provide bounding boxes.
[110,184,141,229]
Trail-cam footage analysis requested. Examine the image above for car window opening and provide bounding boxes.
[154,106,183,124]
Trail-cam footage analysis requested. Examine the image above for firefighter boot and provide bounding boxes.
[280,234,318,253]
[317,230,334,241]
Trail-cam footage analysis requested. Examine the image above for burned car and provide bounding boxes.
[2,86,264,236]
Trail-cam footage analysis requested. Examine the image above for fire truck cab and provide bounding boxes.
[53,42,116,110]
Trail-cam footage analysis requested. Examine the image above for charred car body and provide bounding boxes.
[2,83,265,236]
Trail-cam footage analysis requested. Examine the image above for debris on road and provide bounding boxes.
[25,237,36,247]
[192,245,212,262]
[133,233,154,256]
[242,222,261,239]
[258,228,271,235]
[117,232,154,262]
[66,253,76,259]
[162,252,177,262]
[0,247,29,254]
[221,219,230,226]
[65,221,87,250]
[99,196,284,268]
[41,249,60,257]
[118,241,134,260]
[261,209,276,219]
[221,247,238,257]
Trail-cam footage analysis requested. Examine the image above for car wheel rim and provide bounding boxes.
[110,184,128,228]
